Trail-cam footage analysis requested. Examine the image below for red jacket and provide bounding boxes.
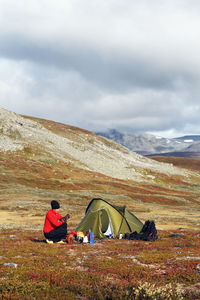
[43,209,64,233]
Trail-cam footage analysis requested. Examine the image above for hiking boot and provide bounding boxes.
[56,240,65,244]
[46,239,54,244]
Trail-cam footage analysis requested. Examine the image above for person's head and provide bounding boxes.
[51,200,60,211]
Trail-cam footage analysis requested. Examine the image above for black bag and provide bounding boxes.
[125,220,158,241]
[140,220,158,241]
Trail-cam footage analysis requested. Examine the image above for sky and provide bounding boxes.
[0,0,200,138]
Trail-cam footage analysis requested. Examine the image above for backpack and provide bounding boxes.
[140,220,158,241]
[124,220,158,241]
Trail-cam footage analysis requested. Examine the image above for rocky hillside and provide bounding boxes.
[186,142,200,152]
[96,129,200,155]
[0,108,189,182]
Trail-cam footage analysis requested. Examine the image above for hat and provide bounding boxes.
[51,200,60,209]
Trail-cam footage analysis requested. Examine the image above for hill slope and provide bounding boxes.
[0,108,187,181]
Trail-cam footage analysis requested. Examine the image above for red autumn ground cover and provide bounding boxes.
[0,229,200,299]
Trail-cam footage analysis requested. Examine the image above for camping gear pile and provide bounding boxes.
[75,198,158,241]
[124,220,158,241]
[67,231,95,244]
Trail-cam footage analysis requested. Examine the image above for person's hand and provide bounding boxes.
[60,214,70,222]
[65,214,70,220]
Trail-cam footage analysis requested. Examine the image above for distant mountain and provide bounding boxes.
[95,129,200,156]
[174,135,200,142]
[185,141,200,152]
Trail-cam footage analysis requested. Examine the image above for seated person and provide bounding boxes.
[43,200,70,243]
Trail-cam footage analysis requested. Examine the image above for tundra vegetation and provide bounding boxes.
[0,113,200,299]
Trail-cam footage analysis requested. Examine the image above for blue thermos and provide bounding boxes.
[89,232,94,244]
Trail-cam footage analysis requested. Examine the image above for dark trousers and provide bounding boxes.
[44,223,67,242]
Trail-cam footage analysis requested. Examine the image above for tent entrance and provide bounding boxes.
[101,209,113,237]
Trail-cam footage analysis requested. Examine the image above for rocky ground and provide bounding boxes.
[0,107,191,182]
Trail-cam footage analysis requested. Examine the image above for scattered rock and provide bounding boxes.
[196,264,200,273]
[183,283,200,298]
[173,245,184,249]
[177,256,200,261]
[121,255,157,269]
[170,233,184,238]
[4,263,18,268]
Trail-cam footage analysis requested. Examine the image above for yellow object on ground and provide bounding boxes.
[46,239,53,244]
[77,232,85,238]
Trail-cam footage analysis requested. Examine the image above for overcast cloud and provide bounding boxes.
[0,0,200,137]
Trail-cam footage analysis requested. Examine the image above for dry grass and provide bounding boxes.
[150,155,200,172]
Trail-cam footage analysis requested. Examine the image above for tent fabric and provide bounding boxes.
[76,198,143,239]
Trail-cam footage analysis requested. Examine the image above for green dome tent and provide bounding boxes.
[76,198,143,239]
